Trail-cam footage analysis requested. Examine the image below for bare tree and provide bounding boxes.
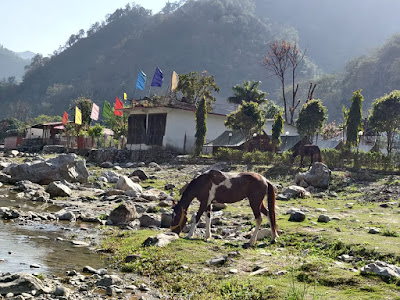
[263,41,307,125]
[9,100,31,122]
[262,41,291,122]
[288,43,305,124]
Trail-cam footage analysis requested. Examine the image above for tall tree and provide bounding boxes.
[70,97,93,126]
[296,99,327,142]
[368,90,400,154]
[194,96,207,156]
[9,100,31,122]
[176,71,220,111]
[288,43,305,124]
[345,90,364,147]
[271,110,284,152]
[225,101,266,145]
[227,81,267,105]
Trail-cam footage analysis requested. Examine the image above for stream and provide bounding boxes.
[0,190,105,276]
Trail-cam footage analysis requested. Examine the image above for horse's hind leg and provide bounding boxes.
[249,196,263,246]
[260,202,279,241]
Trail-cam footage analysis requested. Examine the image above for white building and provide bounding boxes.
[124,105,228,153]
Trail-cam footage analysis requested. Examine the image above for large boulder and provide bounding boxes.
[0,273,52,295]
[115,176,142,197]
[107,201,138,225]
[295,162,331,189]
[4,154,89,185]
[101,170,120,183]
[46,181,72,198]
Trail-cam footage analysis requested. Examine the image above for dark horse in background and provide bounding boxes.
[170,170,278,246]
[291,144,322,167]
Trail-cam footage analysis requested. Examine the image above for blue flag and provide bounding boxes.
[151,67,163,87]
[136,70,146,90]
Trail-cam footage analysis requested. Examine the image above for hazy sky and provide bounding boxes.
[0,0,167,55]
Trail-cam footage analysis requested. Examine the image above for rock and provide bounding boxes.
[130,169,148,181]
[71,240,90,247]
[100,162,113,168]
[148,162,161,170]
[53,285,69,297]
[288,211,306,222]
[164,183,175,190]
[318,214,331,223]
[55,210,76,221]
[101,170,120,183]
[137,162,146,167]
[107,202,138,225]
[141,191,159,202]
[294,162,331,189]
[4,154,89,185]
[142,232,179,247]
[282,185,310,199]
[0,171,13,184]
[206,256,228,266]
[95,275,123,287]
[139,214,161,227]
[255,228,272,241]
[115,176,142,197]
[361,261,400,279]
[160,213,172,228]
[369,228,380,234]
[0,273,52,295]
[14,180,44,192]
[212,203,227,211]
[45,181,72,198]
[82,266,100,274]
[250,267,269,276]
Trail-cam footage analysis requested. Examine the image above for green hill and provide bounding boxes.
[0,46,30,81]
[0,0,318,119]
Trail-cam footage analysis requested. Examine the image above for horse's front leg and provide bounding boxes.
[249,215,262,247]
[204,204,212,241]
[300,155,304,167]
[186,203,207,239]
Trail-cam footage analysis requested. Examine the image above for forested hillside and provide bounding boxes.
[0,46,30,81]
[0,0,318,119]
[255,0,400,72]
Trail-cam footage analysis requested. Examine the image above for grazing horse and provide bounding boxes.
[170,170,278,246]
[291,144,322,166]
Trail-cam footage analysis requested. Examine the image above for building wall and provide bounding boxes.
[126,107,227,153]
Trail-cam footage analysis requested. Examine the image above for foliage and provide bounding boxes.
[321,121,341,140]
[345,90,364,147]
[368,90,400,154]
[194,96,208,156]
[28,114,62,126]
[0,117,25,140]
[263,100,282,119]
[227,81,267,105]
[296,99,327,142]
[103,112,127,139]
[70,97,93,126]
[271,110,284,149]
[225,101,266,143]
[9,100,31,122]
[88,123,104,138]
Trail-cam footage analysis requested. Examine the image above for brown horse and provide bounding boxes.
[170,170,278,246]
[291,144,322,166]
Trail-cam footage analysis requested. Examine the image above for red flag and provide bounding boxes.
[114,97,123,116]
[62,111,68,125]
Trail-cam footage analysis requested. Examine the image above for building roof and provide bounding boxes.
[31,122,67,129]
[121,103,227,117]
[279,136,302,152]
[208,130,247,147]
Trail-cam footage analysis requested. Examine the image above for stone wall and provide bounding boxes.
[86,148,178,164]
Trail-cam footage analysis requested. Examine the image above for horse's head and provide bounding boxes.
[170,204,188,234]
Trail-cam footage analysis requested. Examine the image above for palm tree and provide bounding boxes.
[227,81,267,105]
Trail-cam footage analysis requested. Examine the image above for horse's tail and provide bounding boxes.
[267,181,278,241]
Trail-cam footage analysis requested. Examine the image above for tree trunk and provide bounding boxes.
[281,78,287,122]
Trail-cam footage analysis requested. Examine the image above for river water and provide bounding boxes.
[0,190,105,275]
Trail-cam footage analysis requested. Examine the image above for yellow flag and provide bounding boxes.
[171,71,179,92]
[124,92,127,100]
[75,107,82,125]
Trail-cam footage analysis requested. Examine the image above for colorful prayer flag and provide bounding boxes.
[135,70,146,90]
[75,107,82,125]
[62,111,68,125]
[102,101,112,119]
[90,103,99,121]
[151,67,163,87]
[114,97,123,116]
[171,71,179,92]
[124,92,127,100]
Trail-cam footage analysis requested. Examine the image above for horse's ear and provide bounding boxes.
[208,169,226,185]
